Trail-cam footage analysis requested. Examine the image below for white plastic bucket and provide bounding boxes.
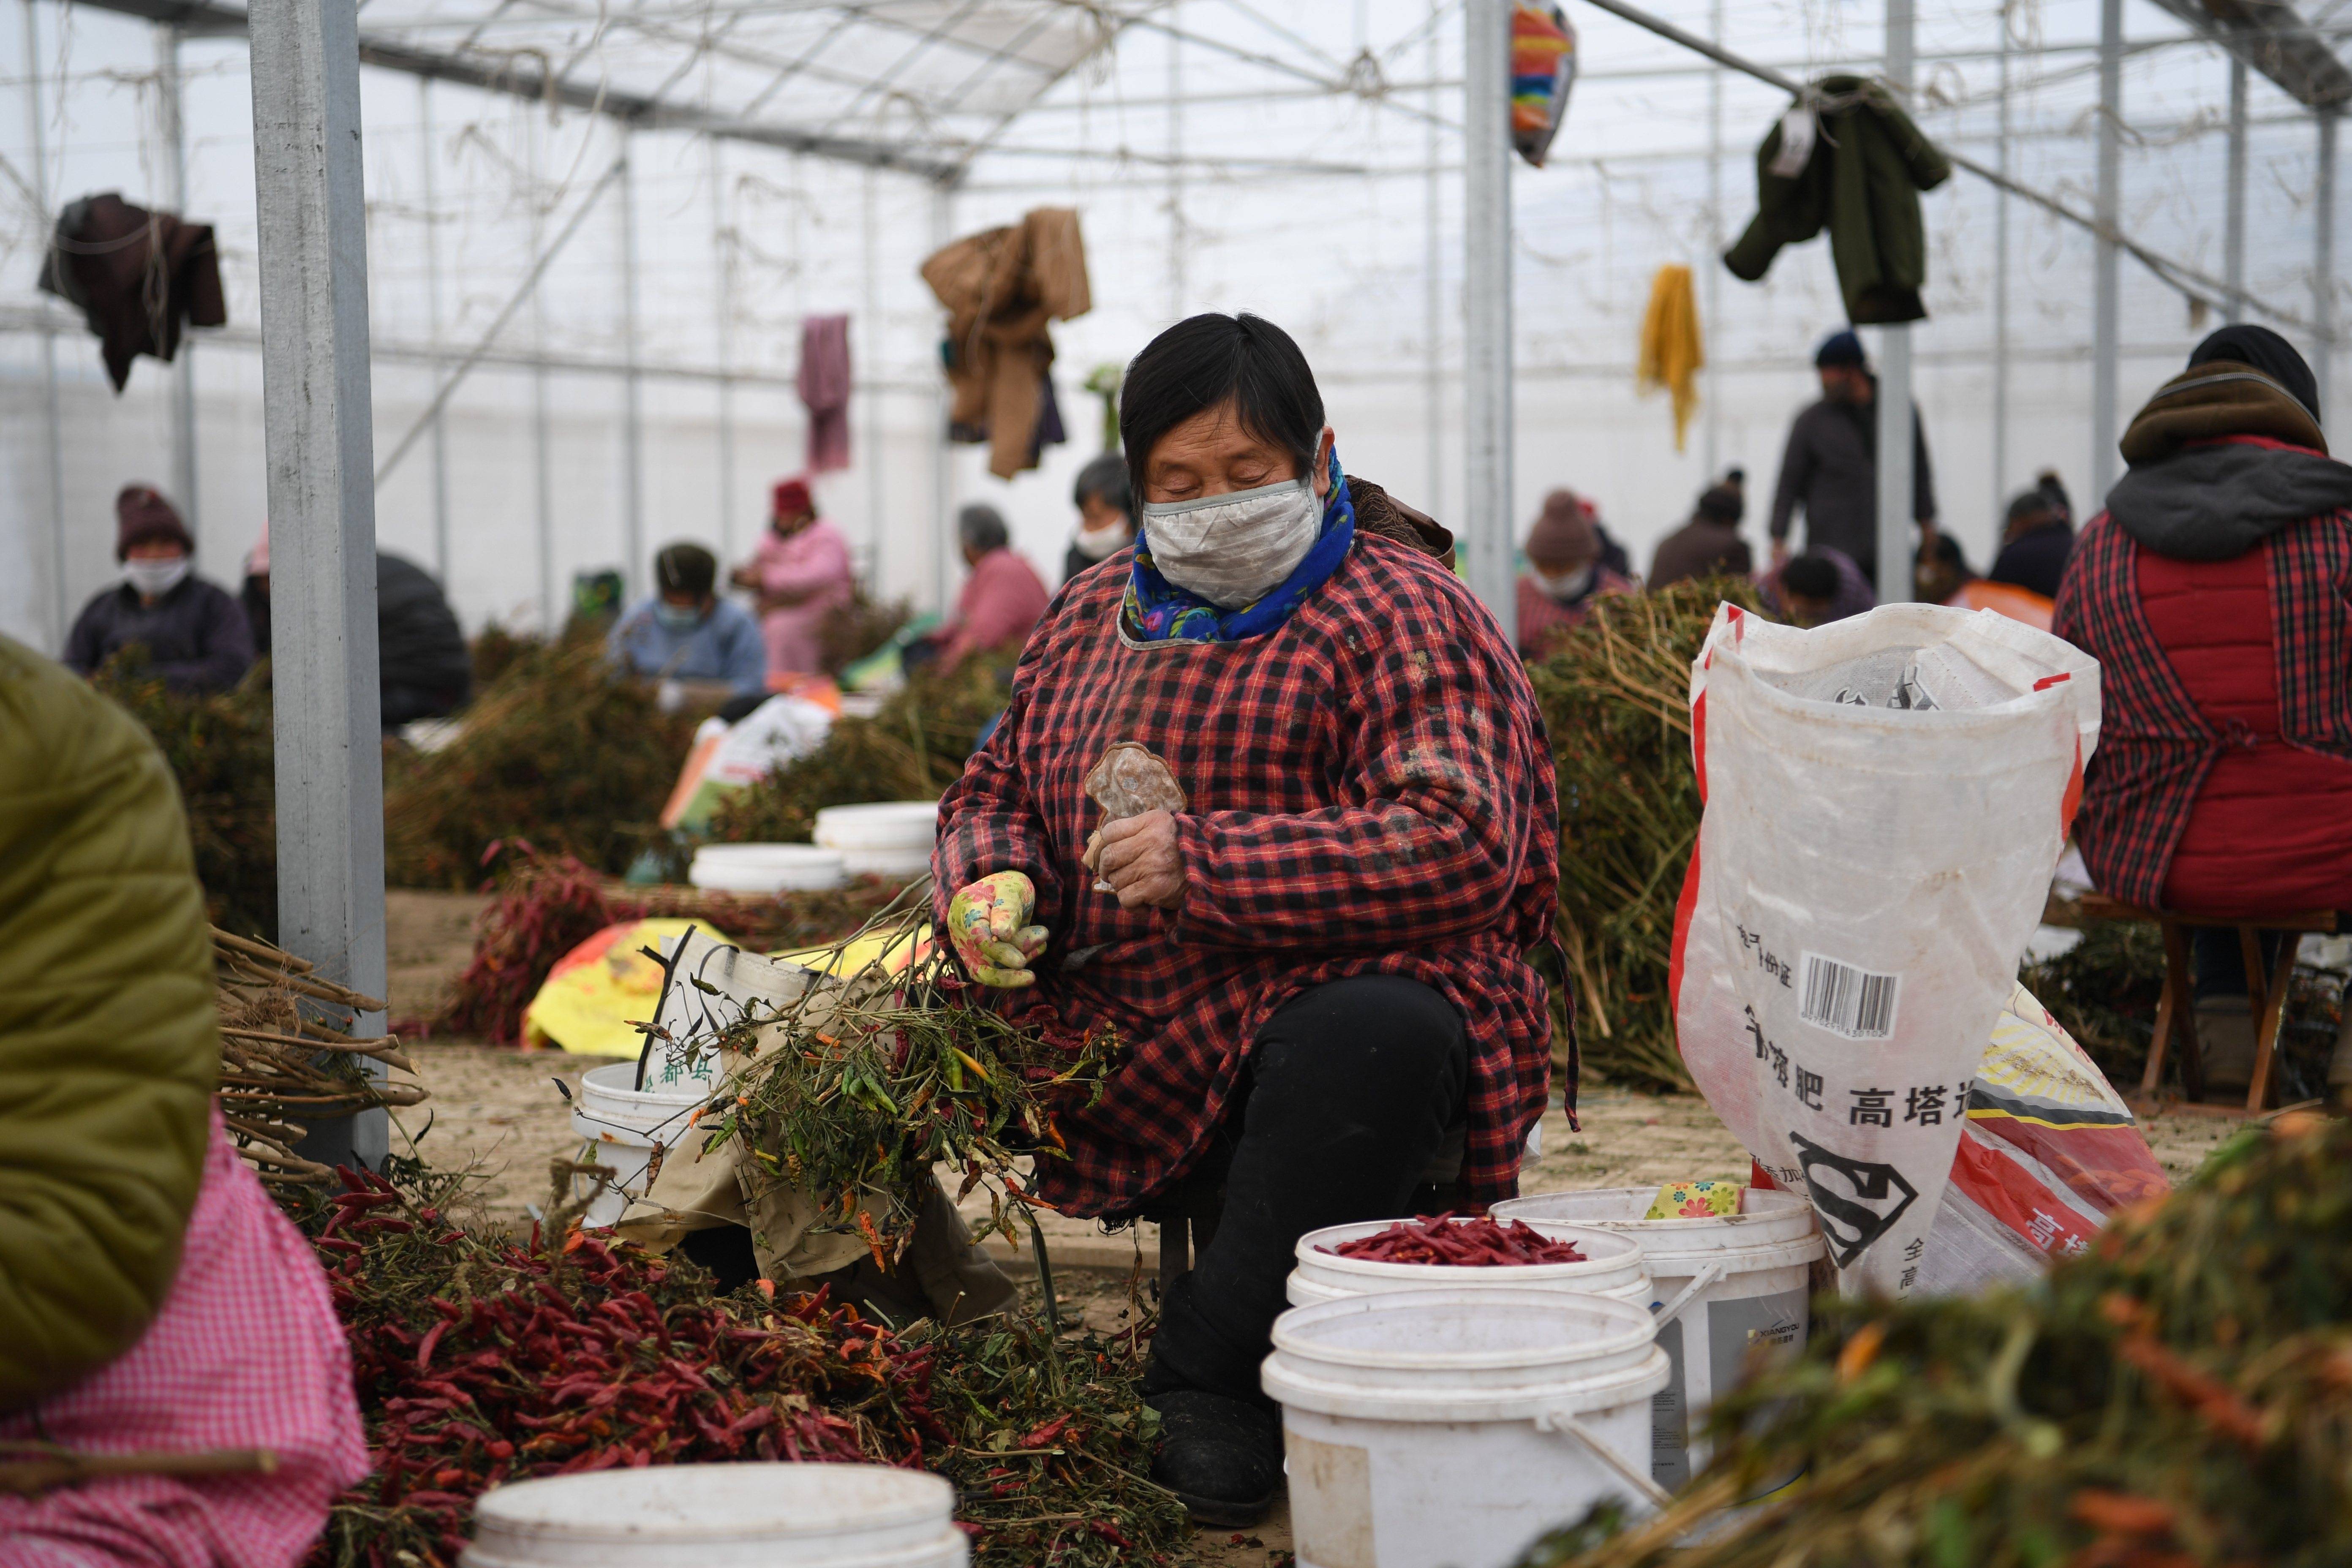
[569,1060,708,1228]
[1263,1288,1671,1568]
[689,842,848,893]
[1492,1187,1825,1488]
[814,802,939,880]
[461,1464,966,1568]
[1286,1217,1651,1309]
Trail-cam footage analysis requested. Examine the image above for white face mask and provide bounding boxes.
[1534,564,1595,600]
[124,557,192,599]
[1140,477,1322,610]
[1073,517,1131,561]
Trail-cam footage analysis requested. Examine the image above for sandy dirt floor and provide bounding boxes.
[381,889,2244,1566]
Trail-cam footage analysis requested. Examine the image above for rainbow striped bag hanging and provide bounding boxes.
[1511,1,1576,167]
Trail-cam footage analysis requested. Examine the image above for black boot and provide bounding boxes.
[1144,1386,1283,1527]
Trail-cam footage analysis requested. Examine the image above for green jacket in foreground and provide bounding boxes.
[1724,75,1952,325]
[0,633,217,1411]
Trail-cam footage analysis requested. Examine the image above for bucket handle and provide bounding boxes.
[1532,1409,1676,1511]
[1649,1259,1728,1331]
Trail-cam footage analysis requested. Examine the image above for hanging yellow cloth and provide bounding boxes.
[1637,263,1705,452]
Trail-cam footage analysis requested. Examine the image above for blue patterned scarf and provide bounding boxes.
[1118,446,1356,646]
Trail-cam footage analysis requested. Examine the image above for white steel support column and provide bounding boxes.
[2091,0,2123,497]
[861,166,882,590]
[1462,0,1515,626]
[930,179,954,613]
[248,0,387,1167]
[1992,12,2012,504]
[529,111,555,631]
[2317,112,2338,421]
[1704,0,1724,476]
[23,0,65,649]
[1875,0,1916,607]
[1424,6,1443,514]
[159,24,199,531]
[619,140,646,596]
[1167,8,1184,323]
[2224,59,2247,322]
[711,138,736,561]
[419,79,450,577]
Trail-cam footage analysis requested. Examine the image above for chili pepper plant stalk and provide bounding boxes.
[664,898,1115,1255]
[1514,1111,2352,1568]
[1524,580,1765,1092]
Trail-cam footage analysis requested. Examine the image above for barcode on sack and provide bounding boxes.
[1798,953,1900,1040]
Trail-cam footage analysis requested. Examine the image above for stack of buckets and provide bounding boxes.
[1265,1192,1825,1568]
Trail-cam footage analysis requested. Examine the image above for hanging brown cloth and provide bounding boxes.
[38,192,226,392]
[920,207,1091,480]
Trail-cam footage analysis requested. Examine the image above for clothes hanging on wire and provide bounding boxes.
[37,192,225,392]
[1723,76,1950,325]
[921,208,1091,480]
[1636,263,1704,452]
[798,313,853,474]
[1509,1,1577,167]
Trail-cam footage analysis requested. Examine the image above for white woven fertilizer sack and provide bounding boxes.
[1672,603,2101,1296]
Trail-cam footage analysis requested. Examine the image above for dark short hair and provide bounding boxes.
[1073,452,1134,520]
[1781,554,1839,600]
[1120,313,1324,503]
[1923,532,1971,572]
[655,542,716,599]
[958,503,1009,555]
[2006,488,2054,525]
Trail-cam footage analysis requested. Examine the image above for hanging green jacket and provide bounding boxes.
[0,634,217,1412]
[1724,76,1951,325]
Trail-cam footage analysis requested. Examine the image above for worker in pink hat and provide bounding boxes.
[730,476,853,679]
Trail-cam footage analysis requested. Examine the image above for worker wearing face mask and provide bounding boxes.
[606,542,769,716]
[62,485,254,693]
[934,312,1559,1527]
[1514,488,1633,659]
[1063,452,1138,583]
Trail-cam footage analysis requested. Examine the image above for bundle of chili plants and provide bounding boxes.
[665,901,1113,1252]
[384,635,700,889]
[93,650,279,939]
[1514,1110,2352,1568]
[430,849,899,1044]
[1524,580,1764,1092]
[817,584,915,675]
[708,658,1013,845]
[213,927,426,1186]
[1325,1216,1588,1266]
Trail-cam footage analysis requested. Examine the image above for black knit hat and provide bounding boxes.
[2189,324,2320,419]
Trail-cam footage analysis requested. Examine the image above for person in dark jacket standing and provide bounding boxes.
[63,485,253,693]
[1649,475,1753,587]
[241,523,474,727]
[2054,324,2352,1095]
[1768,329,1937,585]
[1986,471,2076,599]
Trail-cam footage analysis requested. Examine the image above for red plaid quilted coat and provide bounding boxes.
[934,532,1562,1219]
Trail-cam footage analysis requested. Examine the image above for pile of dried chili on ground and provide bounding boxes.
[1324,1216,1590,1266]
[298,1164,1187,1568]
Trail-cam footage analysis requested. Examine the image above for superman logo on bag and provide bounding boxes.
[1788,1132,1920,1267]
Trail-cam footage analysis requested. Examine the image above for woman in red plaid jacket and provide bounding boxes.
[933,313,1561,1524]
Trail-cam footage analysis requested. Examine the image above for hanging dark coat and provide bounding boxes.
[37,193,226,392]
[1724,77,1950,325]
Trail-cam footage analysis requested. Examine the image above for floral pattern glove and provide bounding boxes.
[945,870,1050,988]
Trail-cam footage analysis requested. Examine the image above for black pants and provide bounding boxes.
[1146,975,1469,1407]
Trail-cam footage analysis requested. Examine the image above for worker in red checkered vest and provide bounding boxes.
[933,312,1563,1527]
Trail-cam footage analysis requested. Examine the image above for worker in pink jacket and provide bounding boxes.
[931,503,1050,674]
[731,476,853,678]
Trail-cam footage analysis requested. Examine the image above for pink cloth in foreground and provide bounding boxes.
[749,518,855,678]
[938,547,1050,672]
[0,1111,369,1568]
